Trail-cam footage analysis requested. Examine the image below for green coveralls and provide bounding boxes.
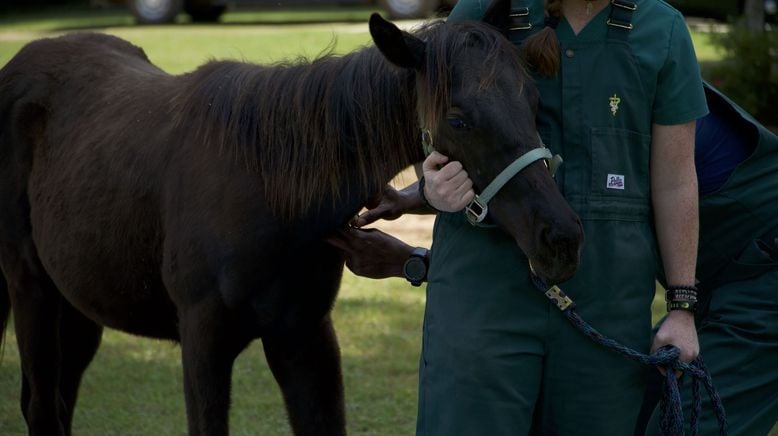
[645,84,778,436]
[417,1,707,434]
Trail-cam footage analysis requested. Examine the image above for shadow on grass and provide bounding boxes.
[0,292,423,435]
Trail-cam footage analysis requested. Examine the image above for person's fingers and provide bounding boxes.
[462,189,475,205]
[325,227,368,250]
[355,207,389,227]
[353,214,370,228]
[427,165,465,196]
[654,365,683,379]
[454,185,475,208]
[680,348,698,363]
[422,151,449,172]
[651,312,699,382]
[434,161,465,182]
[451,192,475,211]
[440,175,473,209]
[442,166,468,185]
[426,166,471,207]
[455,177,473,196]
[365,190,384,210]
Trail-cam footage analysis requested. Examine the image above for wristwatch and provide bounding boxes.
[403,247,429,287]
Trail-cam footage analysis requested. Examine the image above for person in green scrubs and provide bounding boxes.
[333,81,778,436]
[637,83,778,436]
[330,0,708,434]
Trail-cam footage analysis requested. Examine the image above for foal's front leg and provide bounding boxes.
[179,299,251,436]
[263,314,346,436]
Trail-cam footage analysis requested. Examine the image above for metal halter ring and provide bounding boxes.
[464,147,554,226]
[421,129,434,157]
[464,195,488,224]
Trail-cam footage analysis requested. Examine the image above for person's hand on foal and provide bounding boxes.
[353,184,420,228]
[326,226,414,280]
[423,151,475,212]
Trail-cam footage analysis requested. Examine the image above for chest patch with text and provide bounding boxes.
[606,174,625,190]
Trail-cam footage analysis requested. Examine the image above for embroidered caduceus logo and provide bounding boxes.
[609,94,621,116]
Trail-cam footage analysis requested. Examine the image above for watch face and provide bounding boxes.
[404,257,426,282]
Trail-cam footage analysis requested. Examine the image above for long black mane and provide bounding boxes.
[173,21,524,219]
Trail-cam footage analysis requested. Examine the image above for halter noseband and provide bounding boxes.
[420,128,563,226]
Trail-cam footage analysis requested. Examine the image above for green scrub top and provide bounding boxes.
[449,0,708,219]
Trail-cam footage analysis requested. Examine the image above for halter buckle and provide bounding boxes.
[465,195,488,224]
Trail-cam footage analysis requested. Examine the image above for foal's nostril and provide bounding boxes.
[540,222,568,247]
[539,220,584,257]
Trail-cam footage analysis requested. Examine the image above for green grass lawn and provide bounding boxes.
[2,7,764,436]
[0,7,380,74]
[0,274,424,435]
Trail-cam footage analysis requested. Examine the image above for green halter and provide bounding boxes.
[465,147,561,225]
[420,128,563,226]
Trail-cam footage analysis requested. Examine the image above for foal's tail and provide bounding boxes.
[0,40,53,353]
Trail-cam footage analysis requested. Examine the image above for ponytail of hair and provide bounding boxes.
[523,0,562,77]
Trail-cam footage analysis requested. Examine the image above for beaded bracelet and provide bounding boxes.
[667,300,696,312]
[665,285,698,313]
[666,286,698,301]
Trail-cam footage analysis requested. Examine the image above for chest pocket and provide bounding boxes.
[588,127,652,221]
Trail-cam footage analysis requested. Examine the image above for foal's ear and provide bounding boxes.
[482,0,511,37]
[369,13,426,70]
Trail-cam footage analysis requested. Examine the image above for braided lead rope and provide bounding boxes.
[530,274,727,436]
[691,368,702,436]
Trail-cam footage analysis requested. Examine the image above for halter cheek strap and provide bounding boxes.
[419,128,563,226]
[465,146,559,225]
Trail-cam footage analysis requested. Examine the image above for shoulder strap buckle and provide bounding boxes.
[607,18,634,30]
[509,6,529,17]
[611,0,637,11]
[509,4,533,31]
[607,0,636,37]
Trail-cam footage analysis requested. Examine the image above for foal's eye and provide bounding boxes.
[446,116,470,130]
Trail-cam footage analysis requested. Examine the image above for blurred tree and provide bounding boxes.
[745,0,766,30]
[707,7,777,127]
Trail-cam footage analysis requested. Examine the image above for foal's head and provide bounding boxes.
[369,5,583,284]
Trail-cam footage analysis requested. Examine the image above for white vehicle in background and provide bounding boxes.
[114,0,777,29]
[114,0,448,23]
